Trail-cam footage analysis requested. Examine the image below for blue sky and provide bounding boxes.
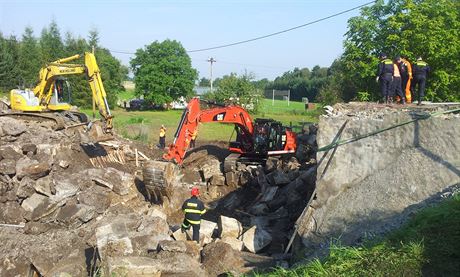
[0,0,368,80]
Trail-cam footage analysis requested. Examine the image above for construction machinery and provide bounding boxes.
[6,52,113,136]
[163,97,297,171]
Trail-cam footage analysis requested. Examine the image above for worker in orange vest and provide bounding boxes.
[399,56,413,103]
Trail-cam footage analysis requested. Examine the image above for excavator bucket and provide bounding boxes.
[78,121,114,145]
[143,160,179,202]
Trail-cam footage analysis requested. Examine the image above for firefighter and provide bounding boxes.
[190,129,198,149]
[158,125,166,149]
[392,58,405,104]
[181,187,206,242]
[412,56,431,105]
[376,53,394,103]
[399,56,413,103]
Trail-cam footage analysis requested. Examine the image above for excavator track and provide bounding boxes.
[0,112,66,130]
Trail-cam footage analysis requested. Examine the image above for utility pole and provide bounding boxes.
[207,57,216,92]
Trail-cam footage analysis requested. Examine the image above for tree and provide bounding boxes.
[0,34,20,91]
[17,27,42,87]
[205,72,261,112]
[198,77,210,87]
[340,0,460,101]
[40,20,64,63]
[130,39,197,105]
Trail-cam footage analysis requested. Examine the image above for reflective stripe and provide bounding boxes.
[186,219,200,225]
[184,209,205,214]
[182,223,190,228]
[415,61,427,66]
[187,202,198,208]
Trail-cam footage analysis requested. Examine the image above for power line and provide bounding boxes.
[187,0,376,52]
[108,1,375,55]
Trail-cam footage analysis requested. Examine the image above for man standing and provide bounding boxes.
[399,56,413,103]
[158,125,166,149]
[412,57,431,105]
[393,58,405,104]
[181,187,206,243]
[190,129,198,149]
[376,53,394,103]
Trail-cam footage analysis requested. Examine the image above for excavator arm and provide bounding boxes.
[163,98,254,164]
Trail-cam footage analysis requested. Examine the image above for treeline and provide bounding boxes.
[0,20,128,108]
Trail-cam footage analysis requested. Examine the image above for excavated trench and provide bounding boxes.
[1,102,459,276]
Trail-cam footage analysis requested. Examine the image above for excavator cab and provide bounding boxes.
[48,78,72,110]
[253,119,289,155]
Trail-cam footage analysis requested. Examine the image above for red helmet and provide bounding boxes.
[191,187,199,196]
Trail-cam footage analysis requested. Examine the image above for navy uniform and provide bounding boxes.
[411,57,431,105]
[376,54,394,103]
[181,188,206,242]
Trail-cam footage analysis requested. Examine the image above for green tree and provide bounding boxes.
[198,77,211,87]
[341,0,460,101]
[40,20,64,63]
[205,72,261,111]
[17,27,42,87]
[0,34,20,91]
[130,39,197,105]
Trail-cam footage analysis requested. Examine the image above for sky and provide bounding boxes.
[0,0,369,80]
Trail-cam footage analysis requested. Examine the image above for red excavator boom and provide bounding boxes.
[163,97,296,165]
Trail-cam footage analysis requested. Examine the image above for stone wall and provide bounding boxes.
[297,104,460,254]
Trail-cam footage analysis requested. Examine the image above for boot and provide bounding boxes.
[402,98,406,105]
[417,97,422,106]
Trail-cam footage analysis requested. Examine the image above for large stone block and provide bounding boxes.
[86,167,134,195]
[242,226,272,253]
[0,159,16,175]
[218,215,243,239]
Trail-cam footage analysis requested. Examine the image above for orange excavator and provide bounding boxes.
[163,97,297,171]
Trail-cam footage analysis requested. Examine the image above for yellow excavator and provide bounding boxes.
[6,52,113,139]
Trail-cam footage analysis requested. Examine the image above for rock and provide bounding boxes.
[202,242,246,277]
[21,193,48,213]
[58,160,69,168]
[0,158,16,175]
[265,157,279,172]
[108,253,205,277]
[146,205,167,221]
[242,225,273,253]
[259,186,278,203]
[21,143,37,155]
[56,203,95,227]
[2,118,26,136]
[15,157,50,180]
[44,256,87,277]
[172,227,191,241]
[0,146,23,160]
[220,237,244,251]
[182,149,208,166]
[248,203,269,215]
[77,185,110,214]
[16,177,35,199]
[200,157,221,180]
[0,201,26,224]
[131,234,172,255]
[209,174,225,186]
[24,222,52,235]
[218,215,243,239]
[50,179,79,203]
[34,176,53,197]
[157,240,187,253]
[96,221,134,258]
[200,219,217,245]
[225,171,238,187]
[267,170,291,186]
[86,167,134,196]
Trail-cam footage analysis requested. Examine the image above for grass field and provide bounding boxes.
[84,98,321,145]
[253,194,460,276]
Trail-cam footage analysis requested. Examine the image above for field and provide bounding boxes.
[85,96,321,145]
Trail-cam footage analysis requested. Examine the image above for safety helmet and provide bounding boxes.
[191,187,199,196]
[417,56,423,61]
[379,53,387,59]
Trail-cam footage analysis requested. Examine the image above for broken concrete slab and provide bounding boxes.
[49,179,79,203]
[200,157,221,180]
[56,203,95,227]
[209,174,225,186]
[33,175,54,197]
[86,167,134,195]
[200,219,217,245]
[76,185,110,214]
[96,221,134,257]
[242,225,273,253]
[218,215,243,239]
[202,241,246,277]
[225,171,239,187]
[146,205,167,221]
[157,240,187,253]
[220,237,244,251]
[2,118,26,136]
[172,227,191,241]
[21,193,48,213]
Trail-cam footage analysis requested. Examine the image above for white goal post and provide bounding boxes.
[265,89,290,106]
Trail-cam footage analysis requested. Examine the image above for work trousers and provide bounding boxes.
[412,75,426,102]
[401,75,410,102]
[182,218,200,242]
[159,136,165,149]
[379,74,393,98]
[392,77,404,101]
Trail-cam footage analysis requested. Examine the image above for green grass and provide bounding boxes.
[252,194,460,276]
[82,99,321,144]
[117,89,136,101]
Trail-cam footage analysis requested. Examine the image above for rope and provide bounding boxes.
[317,107,460,152]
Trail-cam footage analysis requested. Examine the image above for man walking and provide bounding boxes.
[376,53,394,103]
[158,125,166,149]
[181,187,206,243]
[412,57,430,105]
